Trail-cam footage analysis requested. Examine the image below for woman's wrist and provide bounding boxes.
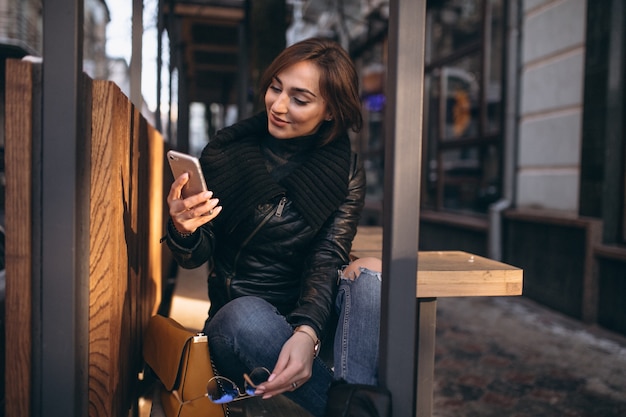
[293,325,320,357]
[168,218,196,239]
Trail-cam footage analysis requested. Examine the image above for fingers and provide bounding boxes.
[255,334,314,398]
[258,369,307,398]
[342,256,382,281]
[172,192,218,216]
[167,172,189,204]
[168,173,222,234]
[171,198,221,233]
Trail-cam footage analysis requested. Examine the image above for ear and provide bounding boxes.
[325,113,333,122]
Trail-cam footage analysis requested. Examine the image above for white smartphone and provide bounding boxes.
[167,150,208,198]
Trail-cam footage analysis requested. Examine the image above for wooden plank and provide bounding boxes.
[352,226,523,298]
[416,251,522,297]
[87,79,164,416]
[5,58,36,417]
[123,102,141,412]
[88,80,132,417]
[4,45,164,417]
[145,121,164,318]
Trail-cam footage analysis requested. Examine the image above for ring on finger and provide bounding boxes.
[291,382,298,389]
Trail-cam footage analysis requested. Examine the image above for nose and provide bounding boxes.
[271,92,289,114]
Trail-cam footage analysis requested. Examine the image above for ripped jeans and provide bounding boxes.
[204,261,382,416]
[334,264,382,386]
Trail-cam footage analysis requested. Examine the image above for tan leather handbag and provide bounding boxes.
[143,314,226,417]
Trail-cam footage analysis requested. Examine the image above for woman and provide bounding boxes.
[164,37,381,416]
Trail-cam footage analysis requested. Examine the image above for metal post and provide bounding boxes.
[604,0,625,241]
[488,0,521,261]
[237,0,250,121]
[416,298,437,414]
[131,0,143,109]
[40,1,88,416]
[156,0,163,132]
[380,0,426,416]
[167,0,176,145]
[177,37,190,153]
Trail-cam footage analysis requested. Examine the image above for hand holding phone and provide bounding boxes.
[167,150,208,199]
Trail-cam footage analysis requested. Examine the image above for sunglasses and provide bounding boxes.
[174,367,271,405]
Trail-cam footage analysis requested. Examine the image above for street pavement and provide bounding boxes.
[433,296,626,417]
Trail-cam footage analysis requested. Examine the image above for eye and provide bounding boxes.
[293,97,307,105]
[268,85,281,94]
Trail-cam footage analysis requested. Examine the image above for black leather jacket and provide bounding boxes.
[165,152,365,339]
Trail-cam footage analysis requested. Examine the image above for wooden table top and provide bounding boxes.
[351,226,523,298]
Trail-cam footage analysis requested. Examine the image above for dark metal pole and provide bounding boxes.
[131,0,143,109]
[156,0,163,132]
[416,298,437,415]
[177,34,190,153]
[604,0,625,241]
[40,1,87,416]
[237,0,251,121]
[176,19,190,152]
[167,0,175,144]
[380,0,426,416]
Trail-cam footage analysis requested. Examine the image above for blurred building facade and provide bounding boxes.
[0,0,111,158]
[0,0,159,194]
[1,0,624,348]
[0,1,623,414]
[286,0,625,336]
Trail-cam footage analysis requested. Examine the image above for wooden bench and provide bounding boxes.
[351,225,523,297]
[351,225,523,416]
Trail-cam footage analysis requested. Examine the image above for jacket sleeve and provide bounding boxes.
[164,219,217,269]
[286,153,366,338]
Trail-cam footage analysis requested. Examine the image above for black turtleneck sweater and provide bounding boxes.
[261,132,318,182]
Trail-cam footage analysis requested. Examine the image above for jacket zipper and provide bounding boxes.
[275,196,287,217]
[225,196,287,298]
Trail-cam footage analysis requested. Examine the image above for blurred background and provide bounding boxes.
[0,0,624,415]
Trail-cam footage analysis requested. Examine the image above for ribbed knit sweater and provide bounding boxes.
[200,112,352,233]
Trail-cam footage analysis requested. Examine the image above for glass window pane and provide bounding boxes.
[422,72,442,209]
[429,0,484,62]
[422,0,507,216]
[360,61,386,204]
[362,113,385,202]
[440,54,481,140]
[441,144,501,213]
[486,0,504,135]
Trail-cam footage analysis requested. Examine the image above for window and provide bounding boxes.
[354,44,387,225]
[422,0,505,214]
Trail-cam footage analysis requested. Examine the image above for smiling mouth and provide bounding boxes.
[270,112,289,126]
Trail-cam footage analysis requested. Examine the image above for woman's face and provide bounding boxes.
[265,60,331,139]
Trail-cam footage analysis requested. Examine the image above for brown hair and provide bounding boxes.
[259,37,363,146]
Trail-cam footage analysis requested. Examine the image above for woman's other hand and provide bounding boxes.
[167,172,222,234]
[254,326,317,398]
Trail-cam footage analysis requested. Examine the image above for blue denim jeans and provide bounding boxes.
[204,267,381,417]
[334,267,382,386]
